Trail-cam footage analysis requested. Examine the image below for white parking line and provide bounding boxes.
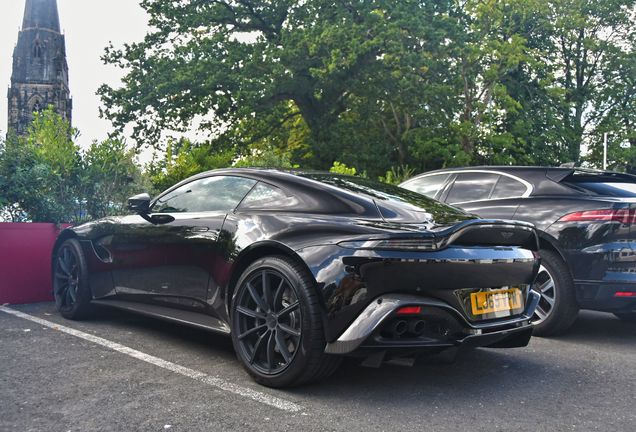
[0,305,303,413]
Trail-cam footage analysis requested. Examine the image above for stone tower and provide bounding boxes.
[7,0,72,136]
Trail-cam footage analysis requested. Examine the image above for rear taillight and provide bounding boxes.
[557,209,635,224]
[396,306,422,314]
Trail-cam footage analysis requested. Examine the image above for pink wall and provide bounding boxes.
[0,223,72,305]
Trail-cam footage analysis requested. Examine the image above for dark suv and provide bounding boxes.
[400,167,636,335]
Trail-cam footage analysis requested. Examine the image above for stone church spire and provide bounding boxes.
[7,0,72,136]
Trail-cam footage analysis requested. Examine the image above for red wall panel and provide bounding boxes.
[0,223,72,305]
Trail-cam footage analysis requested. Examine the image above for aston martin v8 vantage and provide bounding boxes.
[52,168,540,387]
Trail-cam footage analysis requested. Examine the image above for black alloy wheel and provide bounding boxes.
[53,238,92,319]
[235,266,302,375]
[530,249,579,336]
[231,256,341,388]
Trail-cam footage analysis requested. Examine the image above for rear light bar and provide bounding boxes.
[339,238,436,251]
[614,292,636,297]
[557,209,636,224]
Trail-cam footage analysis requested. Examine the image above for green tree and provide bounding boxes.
[543,0,636,164]
[451,0,546,162]
[0,132,62,222]
[80,138,149,218]
[0,108,146,222]
[146,138,234,193]
[98,0,458,169]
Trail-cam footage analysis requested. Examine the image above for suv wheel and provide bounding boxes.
[530,249,579,336]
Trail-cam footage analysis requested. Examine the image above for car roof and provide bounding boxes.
[403,166,636,196]
[156,167,472,223]
[156,167,376,215]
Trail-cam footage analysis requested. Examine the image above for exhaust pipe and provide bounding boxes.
[386,319,407,337]
[408,319,425,336]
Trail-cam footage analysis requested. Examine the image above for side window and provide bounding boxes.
[401,174,450,198]
[153,176,257,213]
[240,182,286,207]
[446,173,499,204]
[491,176,527,199]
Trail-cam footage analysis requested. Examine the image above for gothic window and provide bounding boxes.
[33,40,42,59]
[33,100,42,113]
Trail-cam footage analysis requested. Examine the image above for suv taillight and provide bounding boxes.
[557,209,634,224]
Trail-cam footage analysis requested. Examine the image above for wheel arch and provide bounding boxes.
[225,241,319,315]
[51,229,79,270]
[538,234,574,279]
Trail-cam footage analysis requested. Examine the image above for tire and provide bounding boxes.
[530,249,579,336]
[52,238,93,320]
[230,256,341,388]
[613,313,636,323]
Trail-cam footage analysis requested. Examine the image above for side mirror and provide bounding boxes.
[127,193,151,214]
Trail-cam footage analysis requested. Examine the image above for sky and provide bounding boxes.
[0,0,151,152]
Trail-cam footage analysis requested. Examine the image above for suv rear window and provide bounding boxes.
[564,181,636,197]
[563,171,636,197]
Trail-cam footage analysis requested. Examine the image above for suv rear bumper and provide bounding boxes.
[575,281,636,312]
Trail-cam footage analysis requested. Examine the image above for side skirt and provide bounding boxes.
[91,299,231,335]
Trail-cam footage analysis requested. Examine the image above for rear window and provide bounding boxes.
[564,181,636,197]
[561,171,636,196]
[300,173,466,215]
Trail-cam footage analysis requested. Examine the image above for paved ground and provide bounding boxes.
[1,302,635,432]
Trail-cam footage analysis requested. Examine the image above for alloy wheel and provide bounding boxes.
[531,263,556,325]
[234,269,302,375]
[53,245,80,310]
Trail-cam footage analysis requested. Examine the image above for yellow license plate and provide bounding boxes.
[471,289,522,315]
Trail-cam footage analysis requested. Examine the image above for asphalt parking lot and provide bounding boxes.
[1,302,635,432]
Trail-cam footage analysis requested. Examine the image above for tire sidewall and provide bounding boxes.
[54,238,92,320]
[532,249,579,336]
[230,256,318,388]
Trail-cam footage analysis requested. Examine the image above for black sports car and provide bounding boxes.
[400,166,636,336]
[53,168,540,387]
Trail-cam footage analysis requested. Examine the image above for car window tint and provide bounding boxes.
[300,173,468,216]
[491,176,527,199]
[153,176,257,213]
[564,182,636,197]
[241,183,286,205]
[401,174,450,198]
[446,173,499,204]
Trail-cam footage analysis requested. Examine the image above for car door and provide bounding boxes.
[107,175,257,312]
[441,172,527,220]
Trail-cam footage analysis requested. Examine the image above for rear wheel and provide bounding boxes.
[530,249,579,336]
[230,256,341,388]
[613,313,636,323]
[52,238,93,320]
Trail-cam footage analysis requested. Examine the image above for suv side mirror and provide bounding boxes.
[127,193,151,214]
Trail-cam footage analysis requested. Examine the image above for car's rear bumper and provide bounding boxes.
[575,281,636,312]
[325,291,540,356]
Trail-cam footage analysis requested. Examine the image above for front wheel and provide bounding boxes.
[530,249,579,336]
[230,256,341,388]
[52,238,93,320]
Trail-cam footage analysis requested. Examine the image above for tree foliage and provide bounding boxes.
[0,108,145,223]
[99,0,636,175]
